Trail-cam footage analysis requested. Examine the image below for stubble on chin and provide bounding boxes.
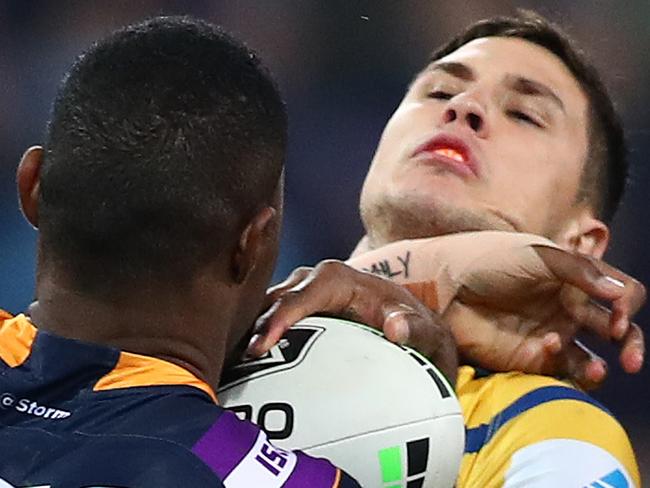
[361,194,516,249]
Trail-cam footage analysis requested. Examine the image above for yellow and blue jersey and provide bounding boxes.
[456,365,640,488]
[0,310,359,488]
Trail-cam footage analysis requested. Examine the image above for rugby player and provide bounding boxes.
[2,12,643,488]
[349,12,643,487]
[0,16,462,487]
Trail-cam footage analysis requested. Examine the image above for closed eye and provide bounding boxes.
[427,90,454,100]
[507,110,543,128]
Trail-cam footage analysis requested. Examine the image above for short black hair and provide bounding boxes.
[39,16,287,293]
[429,11,626,223]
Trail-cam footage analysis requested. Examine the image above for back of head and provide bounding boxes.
[39,16,287,294]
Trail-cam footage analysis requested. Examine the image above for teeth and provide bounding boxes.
[433,148,465,163]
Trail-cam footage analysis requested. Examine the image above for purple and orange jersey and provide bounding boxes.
[0,311,360,487]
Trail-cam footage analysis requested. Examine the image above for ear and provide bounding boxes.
[231,206,278,284]
[554,208,610,259]
[17,146,44,229]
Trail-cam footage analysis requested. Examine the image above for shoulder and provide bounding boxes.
[456,366,639,488]
[190,409,360,488]
[0,422,224,487]
[2,403,359,487]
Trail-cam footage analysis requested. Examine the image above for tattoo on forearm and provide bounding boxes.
[396,251,411,278]
[362,250,411,280]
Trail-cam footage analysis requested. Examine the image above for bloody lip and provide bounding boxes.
[411,134,479,177]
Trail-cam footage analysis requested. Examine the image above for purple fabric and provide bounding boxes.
[191,410,259,479]
[284,451,338,488]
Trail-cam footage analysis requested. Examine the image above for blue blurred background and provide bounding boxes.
[1,0,648,476]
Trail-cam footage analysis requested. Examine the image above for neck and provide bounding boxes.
[359,199,523,254]
[30,273,235,392]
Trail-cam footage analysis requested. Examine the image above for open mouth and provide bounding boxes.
[411,134,478,177]
[431,147,466,164]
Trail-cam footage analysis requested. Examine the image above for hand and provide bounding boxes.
[449,246,645,389]
[346,231,645,390]
[247,260,458,383]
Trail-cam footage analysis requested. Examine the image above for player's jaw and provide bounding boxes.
[360,37,590,248]
[360,111,506,245]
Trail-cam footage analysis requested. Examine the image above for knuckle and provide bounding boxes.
[570,308,586,325]
[276,288,304,304]
[566,302,590,324]
[290,266,313,280]
[294,265,313,275]
[578,256,603,280]
[315,259,349,277]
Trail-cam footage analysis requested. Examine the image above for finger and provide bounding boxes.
[263,266,313,308]
[567,302,645,374]
[251,260,460,379]
[542,332,562,355]
[560,280,644,374]
[562,339,608,391]
[246,300,292,357]
[583,359,608,389]
[509,333,558,373]
[381,307,415,344]
[595,260,647,315]
[526,333,601,389]
[618,323,644,373]
[248,278,345,356]
[249,261,384,356]
[533,246,626,301]
[590,260,646,339]
[535,246,644,342]
[383,307,458,383]
[561,294,612,341]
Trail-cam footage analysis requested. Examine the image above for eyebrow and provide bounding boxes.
[507,75,565,113]
[426,61,566,113]
[428,61,475,81]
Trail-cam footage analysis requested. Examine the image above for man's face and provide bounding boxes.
[360,37,591,245]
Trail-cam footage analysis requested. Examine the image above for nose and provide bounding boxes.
[442,95,488,138]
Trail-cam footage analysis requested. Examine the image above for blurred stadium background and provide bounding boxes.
[1,0,648,478]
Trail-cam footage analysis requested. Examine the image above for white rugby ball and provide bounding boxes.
[218,316,464,487]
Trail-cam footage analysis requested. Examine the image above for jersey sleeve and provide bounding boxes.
[457,369,640,488]
[502,438,636,488]
[191,410,361,488]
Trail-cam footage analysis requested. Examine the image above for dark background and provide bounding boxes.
[1,0,648,476]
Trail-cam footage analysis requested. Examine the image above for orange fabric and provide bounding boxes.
[94,350,218,403]
[0,314,37,368]
[404,281,439,311]
[0,309,217,403]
